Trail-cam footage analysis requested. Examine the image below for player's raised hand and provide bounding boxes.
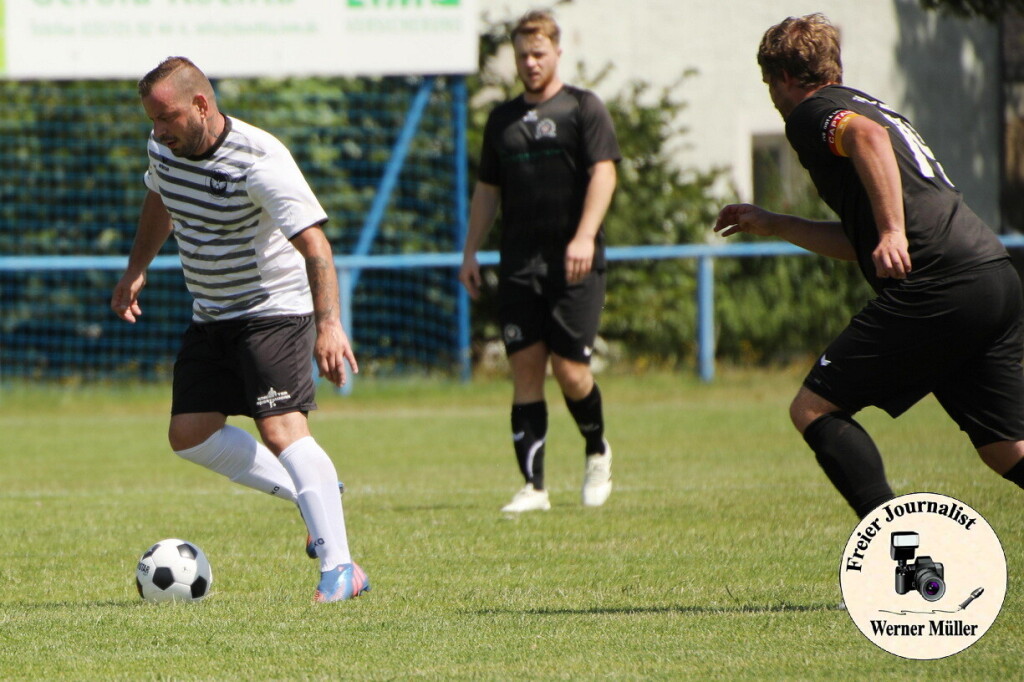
[714,203,777,238]
[872,230,912,279]
[111,272,145,323]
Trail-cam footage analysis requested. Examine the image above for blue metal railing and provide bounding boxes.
[333,241,817,390]
[8,234,1023,389]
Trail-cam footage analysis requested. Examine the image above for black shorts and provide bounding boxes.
[172,314,318,419]
[804,260,1024,447]
[498,265,605,363]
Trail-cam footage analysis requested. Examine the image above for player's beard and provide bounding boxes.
[164,116,208,158]
[522,72,551,95]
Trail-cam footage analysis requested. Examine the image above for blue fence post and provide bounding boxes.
[453,76,471,382]
[697,254,715,383]
[338,264,355,396]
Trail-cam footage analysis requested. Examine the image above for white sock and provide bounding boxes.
[175,425,298,504]
[278,436,352,571]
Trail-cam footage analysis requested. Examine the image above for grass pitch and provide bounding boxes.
[1,368,1020,680]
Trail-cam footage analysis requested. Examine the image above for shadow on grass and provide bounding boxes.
[8,599,201,609]
[473,602,843,616]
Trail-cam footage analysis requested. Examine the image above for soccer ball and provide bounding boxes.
[135,539,213,603]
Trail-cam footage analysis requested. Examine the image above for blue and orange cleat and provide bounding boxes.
[314,562,371,603]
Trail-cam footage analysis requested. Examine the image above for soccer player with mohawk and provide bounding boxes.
[112,57,368,602]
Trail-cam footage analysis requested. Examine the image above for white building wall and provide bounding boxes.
[479,0,1001,228]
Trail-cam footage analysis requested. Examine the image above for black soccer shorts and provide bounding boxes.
[497,266,606,363]
[172,314,318,419]
[804,259,1024,447]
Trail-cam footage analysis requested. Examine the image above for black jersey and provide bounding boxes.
[478,85,620,272]
[786,85,1007,294]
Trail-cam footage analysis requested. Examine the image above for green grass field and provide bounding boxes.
[1,368,1020,680]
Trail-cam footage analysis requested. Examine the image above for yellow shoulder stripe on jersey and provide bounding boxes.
[825,110,861,157]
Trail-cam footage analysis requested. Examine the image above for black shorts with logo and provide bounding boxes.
[172,314,318,419]
[498,262,605,363]
[804,259,1024,447]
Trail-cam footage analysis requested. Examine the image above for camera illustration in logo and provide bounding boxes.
[891,531,945,601]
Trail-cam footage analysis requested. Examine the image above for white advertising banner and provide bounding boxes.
[0,0,479,79]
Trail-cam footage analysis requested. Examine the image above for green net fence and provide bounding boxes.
[0,76,465,381]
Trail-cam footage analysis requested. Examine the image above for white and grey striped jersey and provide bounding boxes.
[144,116,328,322]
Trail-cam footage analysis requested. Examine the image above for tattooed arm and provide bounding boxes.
[290,224,358,387]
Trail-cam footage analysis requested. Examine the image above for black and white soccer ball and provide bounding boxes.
[135,539,213,603]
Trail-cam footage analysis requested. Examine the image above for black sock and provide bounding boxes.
[1003,458,1024,489]
[564,384,606,455]
[803,412,895,519]
[511,401,547,489]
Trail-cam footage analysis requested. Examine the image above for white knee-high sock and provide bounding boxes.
[278,436,352,571]
[175,425,298,504]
